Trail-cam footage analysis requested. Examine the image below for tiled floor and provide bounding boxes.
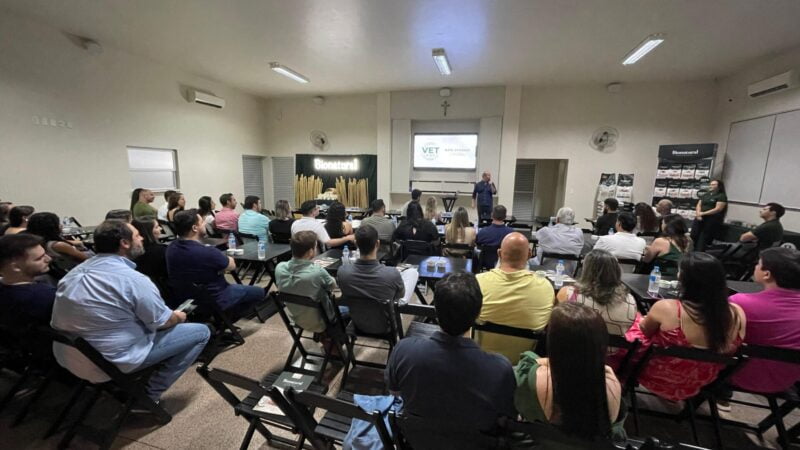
[1,283,797,449]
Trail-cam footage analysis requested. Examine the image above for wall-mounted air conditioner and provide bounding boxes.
[747,70,798,98]
[188,89,226,109]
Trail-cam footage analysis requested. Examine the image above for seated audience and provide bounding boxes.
[531,206,583,264]
[26,212,89,267]
[360,199,395,243]
[634,202,660,234]
[2,205,35,235]
[274,230,340,333]
[476,232,553,363]
[238,195,270,241]
[642,214,690,276]
[157,190,176,222]
[131,188,157,219]
[424,196,441,223]
[105,209,132,223]
[166,192,185,222]
[594,212,646,261]
[393,202,439,243]
[556,249,637,335]
[214,193,239,232]
[729,247,800,393]
[626,252,746,402]
[166,210,263,316]
[268,199,294,240]
[132,216,168,294]
[323,202,354,249]
[476,205,513,247]
[51,220,210,401]
[386,272,516,436]
[514,302,624,441]
[198,196,217,234]
[0,234,55,330]
[291,200,354,248]
[401,188,422,217]
[595,198,620,236]
[739,202,784,251]
[443,207,476,257]
[655,199,673,218]
[338,225,419,307]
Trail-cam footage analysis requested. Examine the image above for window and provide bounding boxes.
[272,156,295,207]
[242,155,265,201]
[127,146,179,190]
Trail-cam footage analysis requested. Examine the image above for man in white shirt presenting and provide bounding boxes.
[291,200,354,248]
[594,212,646,261]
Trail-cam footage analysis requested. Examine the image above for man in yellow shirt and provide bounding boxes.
[476,232,554,363]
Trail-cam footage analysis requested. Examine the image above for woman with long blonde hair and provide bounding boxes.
[443,207,475,257]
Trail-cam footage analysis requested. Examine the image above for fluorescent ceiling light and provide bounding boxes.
[622,34,665,66]
[269,62,309,83]
[432,48,452,75]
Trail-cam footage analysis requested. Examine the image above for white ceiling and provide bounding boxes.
[3,0,800,98]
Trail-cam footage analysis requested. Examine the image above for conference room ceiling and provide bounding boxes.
[3,0,800,97]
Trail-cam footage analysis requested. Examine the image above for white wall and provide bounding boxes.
[517,81,718,225]
[261,94,377,207]
[713,45,800,231]
[0,12,269,225]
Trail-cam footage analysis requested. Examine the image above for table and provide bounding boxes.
[621,273,762,313]
[403,255,473,304]
[312,247,389,275]
[230,241,291,286]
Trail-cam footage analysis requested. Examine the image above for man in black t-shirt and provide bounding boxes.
[595,198,620,236]
[740,202,785,251]
[0,234,56,329]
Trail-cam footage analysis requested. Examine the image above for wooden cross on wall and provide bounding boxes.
[441,100,450,117]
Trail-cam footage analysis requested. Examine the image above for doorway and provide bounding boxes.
[512,159,568,223]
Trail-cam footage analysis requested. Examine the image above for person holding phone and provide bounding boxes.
[472,170,497,220]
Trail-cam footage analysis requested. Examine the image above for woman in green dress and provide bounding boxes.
[643,214,691,276]
[691,179,727,251]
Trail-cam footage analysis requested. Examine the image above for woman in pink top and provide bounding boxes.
[729,247,800,393]
[626,252,746,402]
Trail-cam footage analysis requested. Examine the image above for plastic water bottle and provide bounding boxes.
[391,215,398,226]
[257,238,266,260]
[228,233,236,250]
[609,227,615,236]
[352,248,359,262]
[648,266,661,295]
[348,213,353,222]
[554,260,565,289]
[342,246,350,265]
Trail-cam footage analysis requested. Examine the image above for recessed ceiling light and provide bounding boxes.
[269,62,309,84]
[622,34,666,66]
[432,48,452,76]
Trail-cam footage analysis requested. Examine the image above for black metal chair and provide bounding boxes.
[197,365,328,450]
[540,252,582,277]
[398,239,435,260]
[271,291,352,384]
[181,284,246,363]
[340,295,402,373]
[476,244,500,271]
[471,321,547,361]
[390,410,502,450]
[441,242,475,259]
[48,329,171,450]
[396,302,439,338]
[270,231,292,244]
[498,416,619,450]
[284,388,396,450]
[617,258,643,274]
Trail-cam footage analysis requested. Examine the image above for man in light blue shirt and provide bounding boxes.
[51,220,210,402]
[238,195,270,241]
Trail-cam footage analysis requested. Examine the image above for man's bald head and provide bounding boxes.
[498,232,531,270]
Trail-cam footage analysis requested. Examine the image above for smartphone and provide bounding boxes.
[177,299,195,313]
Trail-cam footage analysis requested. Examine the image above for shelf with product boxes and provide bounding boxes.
[651,143,717,220]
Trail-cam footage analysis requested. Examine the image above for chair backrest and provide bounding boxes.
[477,244,500,271]
[471,321,546,341]
[399,240,434,259]
[272,291,344,335]
[616,258,641,274]
[235,231,259,244]
[270,231,292,244]
[341,294,399,337]
[157,219,176,237]
[499,416,617,450]
[441,242,474,258]
[286,388,395,450]
[391,410,501,450]
[606,334,641,383]
[629,344,742,393]
[541,252,582,276]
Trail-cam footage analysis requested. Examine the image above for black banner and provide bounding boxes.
[652,143,717,219]
[295,154,377,203]
[657,143,717,162]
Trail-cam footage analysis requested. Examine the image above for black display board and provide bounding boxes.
[652,143,717,219]
[295,154,377,204]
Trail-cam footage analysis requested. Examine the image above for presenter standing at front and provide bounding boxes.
[472,170,497,220]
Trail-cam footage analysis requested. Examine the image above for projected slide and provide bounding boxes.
[413,134,478,170]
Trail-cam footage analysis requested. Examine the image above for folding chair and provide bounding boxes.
[541,252,582,277]
[48,330,171,450]
[720,344,800,449]
[271,291,352,385]
[471,321,547,361]
[285,388,396,450]
[441,242,475,259]
[270,231,292,244]
[396,302,439,339]
[157,219,176,239]
[340,294,402,371]
[398,240,435,260]
[476,244,500,271]
[498,416,618,450]
[606,334,642,386]
[617,258,643,274]
[196,365,328,450]
[624,344,743,449]
[184,284,246,363]
[390,409,504,450]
